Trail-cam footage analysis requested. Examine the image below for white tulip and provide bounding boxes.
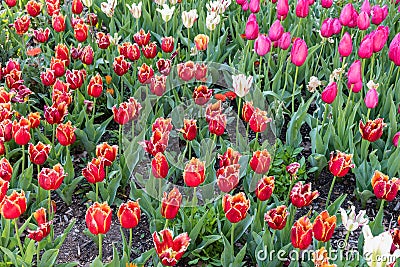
[182,9,198,29]
[156,4,175,22]
[126,2,142,19]
[206,12,220,31]
[101,0,117,17]
[340,206,369,232]
[232,74,253,98]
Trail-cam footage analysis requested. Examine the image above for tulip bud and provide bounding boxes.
[264,205,288,230]
[29,142,51,165]
[321,0,332,8]
[347,60,362,92]
[161,36,174,53]
[338,32,352,57]
[393,132,400,147]
[250,150,271,174]
[56,121,76,146]
[340,4,357,27]
[86,202,112,235]
[255,176,275,201]
[82,158,105,184]
[183,158,205,187]
[0,157,13,182]
[291,216,313,250]
[12,117,31,146]
[117,200,141,229]
[268,20,284,42]
[358,34,374,59]
[96,142,118,166]
[27,0,42,17]
[138,63,154,84]
[277,32,291,50]
[254,35,271,56]
[0,190,27,219]
[359,118,386,142]
[222,192,250,223]
[364,88,379,109]
[87,74,103,98]
[182,9,198,29]
[33,28,50,43]
[328,151,354,177]
[371,170,399,201]
[38,164,66,190]
[313,210,336,242]
[66,69,85,90]
[245,14,259,40]
[5,0,17,7]
[361,0,371,15]
[389,33,400,66]
[249,0,260,12]
[321,82,338,104]
[161,187,182,219]
[290,38,308,66]
[290,181,319,208]
[372,26,389,53]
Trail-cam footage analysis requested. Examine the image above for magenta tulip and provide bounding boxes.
[290,38,308,66]
[277,32,291,50]
[254,35,271,56]
[268,20,284,42]
[364,88,378,109]
[358,34,373,59]
[371,5,388,25]
[338,32,352,57]
[361,0,371,15]
[249,0,260,13]
[332,18,342,34]
[245,14,259,40]
[236,0,246,5]
[321,82,338,104]
[295,0,309,18]
[372,26,389,53]
[277,0,289,20]
[340,4,358,28]
[242,1,249,10]
[357,11,370,31]
[321,0,333,8]
[347,60,362,84]
[320,18,334,38]
[393,132,400,147]
[389,33,400,66]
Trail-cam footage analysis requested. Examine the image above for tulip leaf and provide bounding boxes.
[132,248,155,265]
[327,194,347,216]
[220,234,234,265]
[89,256,104,267]
[369,201,385,236]
[189,210,209,247]
[234,243,247,265]
[39,249,59,267]
[23,239,35,264]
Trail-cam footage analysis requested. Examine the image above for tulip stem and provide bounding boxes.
[21,145,25,176]
[48,190,52,219]
[320,103,328,134]
[188,141,192,159]
[164,219,169,229]
[285,178,295,206]
[52,124,56,146]
[370,53,375,81]
[396,68,400,89]
[120,77,124,103]
[325,176,337,207]
[190,187,197,222]
[96,182,99,202]
[128,228,133,257]
[119,124,122,155]
[236,97,242,147]
[159,178,163,200]
[92,97,97,121]
[37,242,40,266]
[14,219,24,257]
[98,234,103,260]
[291,66,299,114]
[343,230,350,249]
[254,132,259,151]
[231,223,235,250]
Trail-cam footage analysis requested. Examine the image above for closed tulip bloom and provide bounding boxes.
[143,42,158,59]
[250,150,271,174]
[50,57,65,77]
[249,108,272,133]
[242,101,255,122]
[321,0,332,8]
[340,4,356,26]
[268,20,284,42]
[393,132,400,147]
[29,142,51,165]
[276,0,289,20]
[313,210,336,242]
[291,38,308,66]
[0,158,13,182]
[151,152,169,178]
[194,34,209,51]
[161,36,174,53]
[338,32,352,57]
[232,74,253,98]
[1,190,27,219]
[255,176,275,201]
[321,82,338,104]
[359,118,386,142]
[117,200,141,229]
[219,148,241,168]
[82,158,105,184]
[134,29,151,46]
[291,216,313,250]
[347,60,362,91]
[364,88,379,109]
[14,15,30,35]
[361,0,371,15]
[38,164,66,190]
[290,181,319,208]
[357,11,370,30]
[371,5,388,25]
[5,0,17,7]
[138,63,154,84]
[320,18,334,38]
[389,33,400,66]
[208,113,227,136]
[52,13,65,32]
[153,229,190,266]
[34,28,50,43]
[359,34,374,59]
[296,0,309,18]
[113,56,131,76]
[254,35,271,56]
[245,14,259,40]
[177,61,195,81]
[44,103,68,124]
[371,170,399,201]
[86,202,112,235]
[328,151,354,177]
[12,117,31,146]
[27,0,42,17]
[161,187,182,219]
[87,74,103,98]
[217,164,240,192]
[150,75,167,96]
[72,0,83,14]
[74,21,89,42]
[182,9,198,29]
[96,142,118,166]
[249,0,260,13]
[56,121,76,146]
[222,192,250,223]
[178,119,197,141]
[183,158,205,187]
[277,32,291,50]
[264,205,288,230]
[0,178,9,204]
[372,26,389,53]
[96,32,111,49]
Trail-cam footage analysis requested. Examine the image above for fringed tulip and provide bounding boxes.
[117,200,141,229]
[359,118,386,142]
[1,190,27,219]
[312,210,336,242]
[255,176,275,201]
[29,142,51,165]
[86,202,112,235]
[250,149,271,174]
[222,192,250,223]
[328,151,354,177]
[371,170,399,201]
[217,164,240,192]
[290,181,319,208]
[264,205,288,230]
[38,164,66,190]
[291,216,313,250]
[82,158,105,184]
[153,229,190,266]
[0,158,13,182]
[183,158,205,187]
[151,152,169,178]
[96,142,118,166]
[161,187,182,219]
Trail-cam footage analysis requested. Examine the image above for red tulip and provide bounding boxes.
[291,216,313,250]
[112,102,130,125]
[142,42,157,59]
[217,164,240,192]
[321,0,332,8]
[0,158,13,182]
[161,187,182,219]
[0,178,9,204]
[328,151,354,177]
[12,117,31,145]
[52,13,66,32]
[27,0,42,17]
[82,158,105,184]
[117,200,141,229]
[74,21,89,42]
[178,119,197,141]
[44,102,68,124]
[50,57,65,77]
[14,15,30,35]
[157,58,172,76]
[321,82,338,104]
[138,63,154,84]
[40,69,55,86]
[290,38,308,66]
[177,61,195,81]
[80,45,94,65]
[242,101,255,122]
[264,205,288,230]
[192,85,212,106]
[96,142,118,167]
[364,88,379,109]
[208,113,227,136]
[245,14,259,40]
[66,69,86,90]
[45,0,60,16]
[86,202,112,235]
[153,229,190,266]
[295,0,309,18]
[338,32,352,57]
[357,11,370,30]
[312,210,336,242]
[134,29,151,46]
[250,150,271,175]
[359,118,386,142]
[150,75,167,96]
[222,192,250,223]
[5,0,17,7]
[87,74,103,98]
[276,0,289,20]
[249,108,272,133]
[268,20,284,42]
[0,190,27,219]
[28,221,52,242]
[38,164,66,190]
[195,63,207,81]
[371,5,388,25]
[161,37,174,53]
[205,101,222,122]
[71,0,83,14]
[29,142,51,165]
[219,148,241,168]
[87,13,98,26]
[33,28,50,43]
[255,176,275,201]
[290,181,319,208]
[371,170,399,201]
[183,158,205,187]
[96,32,111,49]
[151,152,169,178]
[113,56,131,76]
[254,35,271,56]
[56,121,76,146]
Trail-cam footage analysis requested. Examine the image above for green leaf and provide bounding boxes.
[39,249,59,267]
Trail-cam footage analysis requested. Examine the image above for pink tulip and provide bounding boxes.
[249,0,260,13]
[321,18,334,38]
[321,0,333,8]
[321,82,338,104]
[372,26,389,53]
[393,132,400,147]
[308,0,315,5]
[277,0,289,20]
[340,4,358,28]
[357,11,370,30]
[290,38,308,66]
[268,20,284,42]
[364,88,378,109]
[358,34,373,59]
[245,14,259,40]
[348,81,363,93]
[389,33,400,66]
[347,60,362,84]
[338,32,352,57]
[236,0,247,5]
[332,18,342,34]
[361,0,371,15]
[242,1,249,10]
[254,35,271,56]
[295,0,309,18]
[371,5,388,25]
[277,32,291,50]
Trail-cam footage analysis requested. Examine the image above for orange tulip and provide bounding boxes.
[312,210,336,242]
[96,142,118,166]
[1,190,27,219]
[85,202,112,235]
[291,216,313,250]
[222,192,250,223]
